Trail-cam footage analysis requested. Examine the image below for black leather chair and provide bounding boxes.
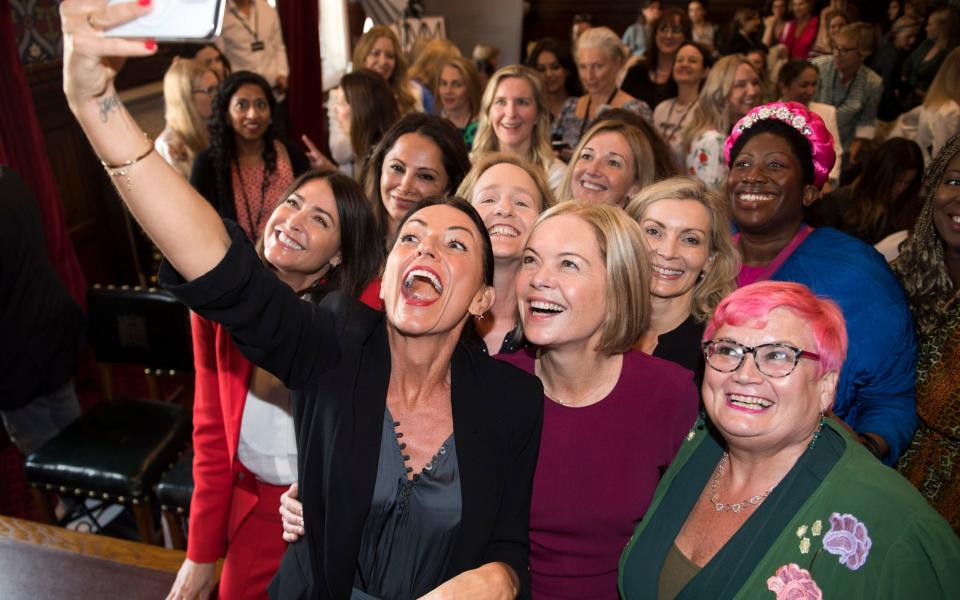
[156,450,194,550]
[24,285,193,545]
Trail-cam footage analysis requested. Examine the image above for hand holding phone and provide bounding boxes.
[105,0,226,41]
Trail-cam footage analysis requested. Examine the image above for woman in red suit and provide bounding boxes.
[167,170,384,600]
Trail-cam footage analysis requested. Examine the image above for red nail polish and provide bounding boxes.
[139,0,151,6]
[144,40,157,51]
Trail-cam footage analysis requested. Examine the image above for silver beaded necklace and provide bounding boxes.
[707,452,775,513]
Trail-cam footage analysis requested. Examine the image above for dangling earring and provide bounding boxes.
[808,411,825,450]
[697,271,706,283]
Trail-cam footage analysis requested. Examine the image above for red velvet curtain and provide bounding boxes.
[277,0,329,155]
[0,0,86,308]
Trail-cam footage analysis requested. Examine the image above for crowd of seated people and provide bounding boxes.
[14,1,960,598]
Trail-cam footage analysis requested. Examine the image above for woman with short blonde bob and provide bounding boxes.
[155,58,218,179]
[351,25,422,114]
[557,119,656,206]
[472,65,565,190]
[500,201,699,598]
[457,153,556,354]
[625,176,739,382]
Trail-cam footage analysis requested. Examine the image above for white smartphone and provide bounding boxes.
[105,0,226,41]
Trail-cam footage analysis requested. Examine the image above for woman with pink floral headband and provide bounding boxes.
[721,102,917,468]
[619,281,960,599]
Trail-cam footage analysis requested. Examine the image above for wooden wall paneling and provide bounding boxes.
[24,53,173,286]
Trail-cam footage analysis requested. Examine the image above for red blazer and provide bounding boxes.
[186,281,383,563]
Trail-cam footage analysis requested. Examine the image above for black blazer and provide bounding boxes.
[161,223,544,600]
[190,139,310,222]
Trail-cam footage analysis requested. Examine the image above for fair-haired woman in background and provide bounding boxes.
[351,25,423,114]
[552,27,652,159]
[915,47,960,162]
[625,176,739,383]
[557,119,656,206]
[436,55,483,151]
[457,153,556,354]
[653,41,713,168]
[156,58,218,179]
[473,65,565,190]
[681,55,761,189]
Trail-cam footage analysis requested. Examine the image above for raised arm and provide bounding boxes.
[61,0,229,280]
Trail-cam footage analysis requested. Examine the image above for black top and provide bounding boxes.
[190,139,309,223]
[0,167,84,409]
[159,221,544,600]
[652,315,706,390]
[622,62,677,112]
[719,31,762,57]
[353,409,461,598]
[869,42,910,122]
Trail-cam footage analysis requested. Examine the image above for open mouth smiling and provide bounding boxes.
[401,266,444,304]
[275,229,305,251]
[728,393,773,412]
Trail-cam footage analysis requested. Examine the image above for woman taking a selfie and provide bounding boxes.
[60,3,543,599]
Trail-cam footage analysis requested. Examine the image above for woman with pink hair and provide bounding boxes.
[620,281,960,599]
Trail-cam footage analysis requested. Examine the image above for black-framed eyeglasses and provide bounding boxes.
[702,339,820,378]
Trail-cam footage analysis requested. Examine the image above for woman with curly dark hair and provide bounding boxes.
[893,135,960,534]
[191,71,309,241]
[809,137,925,245]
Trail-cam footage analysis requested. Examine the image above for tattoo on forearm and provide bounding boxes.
[98,95,121,123]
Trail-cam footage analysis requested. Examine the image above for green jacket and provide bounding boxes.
[619,419,960,599]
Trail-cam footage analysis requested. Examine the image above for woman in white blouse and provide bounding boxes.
[155,58,218,179]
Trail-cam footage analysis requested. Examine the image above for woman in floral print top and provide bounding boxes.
[618,281,960,600]
[681,55,762,189]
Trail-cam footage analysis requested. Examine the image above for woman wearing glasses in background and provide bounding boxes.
[619,281,960,599]
[156,58,218,179]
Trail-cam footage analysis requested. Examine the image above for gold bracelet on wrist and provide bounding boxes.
[101,135,155,191]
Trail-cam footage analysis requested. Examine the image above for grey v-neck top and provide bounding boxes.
[351,408,461,599]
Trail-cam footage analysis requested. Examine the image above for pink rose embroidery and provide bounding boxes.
[767,563,823,599]
[822,512,872,570]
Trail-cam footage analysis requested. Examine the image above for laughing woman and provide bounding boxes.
[60,4,543,599]
[626,177,739,383]
[472,65,566,191]
[458,153,556,354]
[556,119,658,206]
[500,203,699,598]
[619,281,960,599]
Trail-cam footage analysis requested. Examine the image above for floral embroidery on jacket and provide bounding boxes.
[822,512,872,570]
[767,563,823,599]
